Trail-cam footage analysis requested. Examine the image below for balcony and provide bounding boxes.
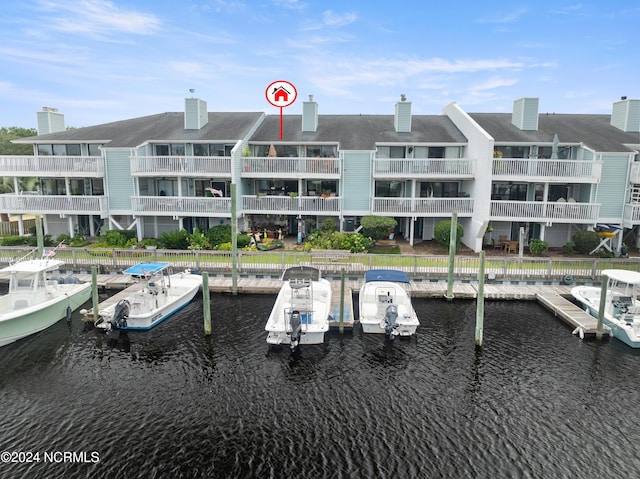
[372,197,474,216]
[0,194,107,216]
[243,195,341,214]
[492,158,601,183]
[0,156,104,177]
[373,158,474,179]
[130,156,232,178]
[490,200,600,223]
[131,196,230,216]
[242,157,341,178]
[623,203,640,228]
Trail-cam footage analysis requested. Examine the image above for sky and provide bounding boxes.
[1,0,639,129]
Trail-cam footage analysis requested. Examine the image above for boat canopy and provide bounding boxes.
[0,259,65,274]
[602,269,640,285]
[124,262,169,277]
[364,269,411,284]
[282,266,321,282]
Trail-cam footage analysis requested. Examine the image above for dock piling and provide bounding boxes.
[203,272,211,335]
[445,212,458,301]
[597,273,608,340]
[91,266,99,322]
[339,268,345,333]
[475,251,485,346]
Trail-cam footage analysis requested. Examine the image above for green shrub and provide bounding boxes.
[434,220,464,249]
[572,230,600,254]
[360,216,397,241]
[0,235,30,246]
[188,228,211,250]
[102,229,136,247]
[529,238,548,256]
[206,225,231,247]
[158,229,189,249]
[237,233,251,248]
[563,242,574,255]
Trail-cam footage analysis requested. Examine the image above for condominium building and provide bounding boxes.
[2,95,639,253]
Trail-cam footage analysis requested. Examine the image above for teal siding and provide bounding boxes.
[106,150,134,210]
[342,152,372,211]
[184,98,207,129]
[596,154,628,217]
[394,102,411,132]
[611,99,640,132]
[512,98,538,130]
[302,102,318,132]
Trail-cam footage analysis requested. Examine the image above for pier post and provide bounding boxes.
[203,272,211,335]
[596,273,607,340]
[231,183,238,295]
[36,216,44,258]
[339,268,345,333]
[445,212,458,301]
[475,251,485,346]
[91,266,99,322]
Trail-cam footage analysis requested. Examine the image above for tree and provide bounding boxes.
[0,126,38,222]
[0,127,37,155]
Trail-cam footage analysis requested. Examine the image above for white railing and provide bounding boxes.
[131,156,232,177]
[373,158,474,177]
[623,203,640,227]
[492,158,602,182]
[0,194,107,216]
[131,196,231,216]
[0,155,104,177]
[372,197,474,215]
[490,200,600,222]
[242,157,341,177]
[243,195,341,213]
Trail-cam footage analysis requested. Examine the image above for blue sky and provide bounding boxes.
[1,0,639,128]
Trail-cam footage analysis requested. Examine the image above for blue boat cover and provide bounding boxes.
[123,262,169,276]
[364,269,410,284]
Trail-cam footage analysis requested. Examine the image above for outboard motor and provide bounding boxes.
[108,299,130,329]
[384,304,398,340]
[289,310,302,351]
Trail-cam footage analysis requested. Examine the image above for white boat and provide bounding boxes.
[359,269,419,339]
[265,266,332,350]
[0,255,92,347]
[95,262,202,332]
[571,269,640,348]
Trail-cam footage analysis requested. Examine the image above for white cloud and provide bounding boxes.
[322,10,356,27]
[476,8,528,24]
[37,0,162,37]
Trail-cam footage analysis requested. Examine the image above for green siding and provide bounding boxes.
[596,154,628,217]
[512,98,538,130]
[105,150,134,210]
[302,102,318,132]
[342,152,372,211]
[394,102,411,132]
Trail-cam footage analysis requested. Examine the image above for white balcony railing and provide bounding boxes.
[373,158,474,178]
[131,196,231,216]
[372,197,474,216]
[490,200,600,223]
[623,203,640,227]
[242,157,341,178]
[131,156,232,177]
[243,195,341,214]
[0,156,105,177]
[0,194,107,216]
[492,158,602,182]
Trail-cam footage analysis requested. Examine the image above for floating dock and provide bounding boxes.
[536,292,610,337]
[328,283,354,330]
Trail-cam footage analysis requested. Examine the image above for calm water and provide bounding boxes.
[1,294,639,479]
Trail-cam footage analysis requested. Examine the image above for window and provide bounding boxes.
[37,144,53,156]
[494,146,529,158]
[420,182,459,197]
[491,182,527,200]
[375,181,403,197]
[155,144,169,156]
[376,146,406,158]
[170,144,185,156]
[66,144,81,156]
[40,178,66,195]
[88,144,102,156]
[428,147,445,158]
[193,144,209,156]
[254,145,299,157]
[306,145,337,157]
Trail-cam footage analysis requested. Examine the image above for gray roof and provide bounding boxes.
[250,115,467,150]
[15,112,265,148]
[470,113,640,153]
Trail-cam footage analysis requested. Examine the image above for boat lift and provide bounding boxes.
[590,224,622,255]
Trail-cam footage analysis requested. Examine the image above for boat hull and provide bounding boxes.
[0,283,92,347]
[97,272,202,331]
[359,278,419,337]
[572,284,640,348]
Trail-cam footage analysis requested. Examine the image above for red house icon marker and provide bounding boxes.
[272,86,290,102]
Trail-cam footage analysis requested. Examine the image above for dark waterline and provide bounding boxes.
[1,294,639,479]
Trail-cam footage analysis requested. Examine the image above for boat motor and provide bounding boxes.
[109,299,130,329]
[384,304,398,340]
[289,310,302,351]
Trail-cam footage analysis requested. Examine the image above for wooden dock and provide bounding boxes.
[536,292,610,337]
[328,283,355,330]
